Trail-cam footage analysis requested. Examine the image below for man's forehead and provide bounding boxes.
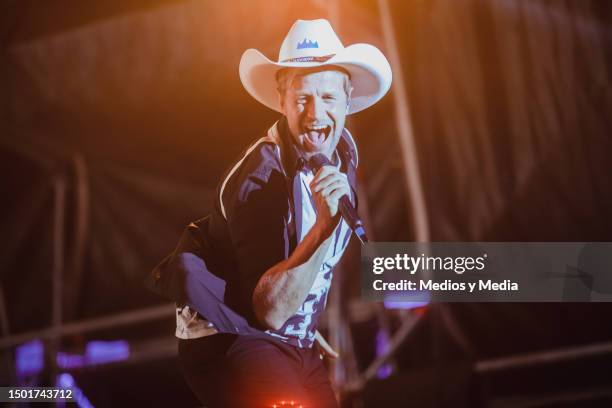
[287,69,348,90]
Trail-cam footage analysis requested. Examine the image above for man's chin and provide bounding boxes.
[301,138,324,152]
[301,143,331,159]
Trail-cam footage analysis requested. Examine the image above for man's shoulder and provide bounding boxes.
[218,135,286,218]
[236,138,284,182]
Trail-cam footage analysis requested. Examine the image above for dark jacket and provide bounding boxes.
[144,117,358,336]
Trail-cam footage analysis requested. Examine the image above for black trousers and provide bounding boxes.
[178,334,338,407]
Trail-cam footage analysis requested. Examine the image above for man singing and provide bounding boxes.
[147,19,391,407]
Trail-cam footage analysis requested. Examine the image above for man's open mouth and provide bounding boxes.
[304,125,332,146]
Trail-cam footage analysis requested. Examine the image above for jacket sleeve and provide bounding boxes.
[221,143,290,327]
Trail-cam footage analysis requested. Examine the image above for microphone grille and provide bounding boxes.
[308,154,331,171]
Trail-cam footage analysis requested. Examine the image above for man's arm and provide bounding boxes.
[252,165,350,330]
[252,219,334,330]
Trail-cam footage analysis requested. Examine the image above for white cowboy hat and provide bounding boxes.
[239,19,392,115]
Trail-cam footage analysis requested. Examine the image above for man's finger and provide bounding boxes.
[313,165,335,181]
[312,173,347,192]
[314,174,343,189]
[320,180,346,197]
[327,188,348,204]
[313,166,346,185]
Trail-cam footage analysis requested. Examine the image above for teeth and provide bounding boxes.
[307,125,327,131]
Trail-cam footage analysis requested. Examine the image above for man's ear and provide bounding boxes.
[278,90,286,115]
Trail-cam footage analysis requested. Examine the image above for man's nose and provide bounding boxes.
[305,96,326,121]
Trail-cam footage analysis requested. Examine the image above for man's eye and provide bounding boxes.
[323,96,336,101]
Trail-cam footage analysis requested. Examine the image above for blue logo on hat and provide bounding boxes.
[297,38,318,49]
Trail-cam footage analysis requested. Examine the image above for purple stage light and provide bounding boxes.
[57,372,94,408]
[375,329,393,379]
[85,340,129,365]
[56,340,130,369]
[57,352,86,369]
[15,339,44,377]
[383,300,429,310]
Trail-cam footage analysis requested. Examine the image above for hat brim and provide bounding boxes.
[239,43,392,115]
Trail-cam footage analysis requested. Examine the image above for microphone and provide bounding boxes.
[308,154,368,244]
